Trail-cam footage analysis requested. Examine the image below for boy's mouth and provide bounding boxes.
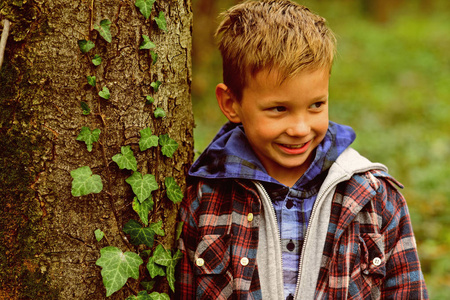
[281,143,307,149]
[277,140,312,155]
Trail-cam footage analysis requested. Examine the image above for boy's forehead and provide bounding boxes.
[239,67,330,106]
[249,68,282,85]
[246,66,330,89]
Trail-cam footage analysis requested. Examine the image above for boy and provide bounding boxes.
[176,0,428,299]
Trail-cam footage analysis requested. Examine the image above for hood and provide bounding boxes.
[189,121,356,186]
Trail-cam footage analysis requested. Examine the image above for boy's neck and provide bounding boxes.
[263,153,314,187]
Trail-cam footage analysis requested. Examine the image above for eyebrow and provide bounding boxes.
[262,95,328,104]
[312,96,329,102]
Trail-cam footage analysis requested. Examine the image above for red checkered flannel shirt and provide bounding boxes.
[175,170,428,299]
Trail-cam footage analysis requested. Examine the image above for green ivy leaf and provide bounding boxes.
[149,292,170,300]
[95,246,143,297]
[94,19,112,43]
[146,95,155,104]
[150,245,181,292]
[153,107,166,118]
[150,81,161,92]
[141,280,155,292]
[150,50,158,65]
[153,244,171,267]
[173,249,183,262]
[167,249,183,292]
[165,177,183,204]
[132,196,154,226]
[80,101,90,115]
[159,134,178,158]
[94,229,105,242]
[139,34,156,50]
[154,12,167,31]
[176,221,184,241]
[71,166,103,197]
[78,39,95,53]
[147,255,166,278]
[92,54,102,66]
[126,290,152,300]
[76,126,101,152]
[87,75,96,87]
[112,146,137,171]
[139,127,159,151]
[125,171,158,202]
[123,219,157,247]
[149,220,165,237]
[135,0,156,19]
[99,86,110,100]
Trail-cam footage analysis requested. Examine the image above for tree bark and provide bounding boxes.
[0,0,193,298]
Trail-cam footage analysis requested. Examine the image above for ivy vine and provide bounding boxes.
[72,1,183,298]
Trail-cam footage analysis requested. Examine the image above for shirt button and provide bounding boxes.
[373,257,382,266]
[196,258,205,267]
[247,213,254,222]
[286,199,294,209]
[240,257,249,266]
[287,240,295,251]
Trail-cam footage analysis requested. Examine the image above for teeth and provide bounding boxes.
[283,143,306,149]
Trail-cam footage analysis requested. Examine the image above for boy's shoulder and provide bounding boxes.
[333,147,402,188]
[365,169,403,190]
[333,147,387,175]
[331,147,405,204]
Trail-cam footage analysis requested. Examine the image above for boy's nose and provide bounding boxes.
[286,118,310,137]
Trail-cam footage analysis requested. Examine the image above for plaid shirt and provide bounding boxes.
[175,170,428,299]
[315,171,428,299]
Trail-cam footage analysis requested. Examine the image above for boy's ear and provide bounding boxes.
[216,83,241,123]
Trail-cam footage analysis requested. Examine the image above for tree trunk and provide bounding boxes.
[0,0,193,298]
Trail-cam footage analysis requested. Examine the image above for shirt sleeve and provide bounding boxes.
[175,181,200,299]
[376,177,429,299]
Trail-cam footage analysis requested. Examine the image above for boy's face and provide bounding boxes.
[223,67,330,186]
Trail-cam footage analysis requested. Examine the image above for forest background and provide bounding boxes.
[191,0,450,298]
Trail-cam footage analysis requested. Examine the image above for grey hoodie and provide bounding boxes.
[255,147,387,300]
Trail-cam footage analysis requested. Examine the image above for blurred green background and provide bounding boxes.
[191,0,450,297]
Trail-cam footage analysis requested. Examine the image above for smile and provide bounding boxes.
[281,143,307,149]
[277,140,312,154]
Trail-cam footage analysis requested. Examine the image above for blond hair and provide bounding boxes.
[215,0,336,100]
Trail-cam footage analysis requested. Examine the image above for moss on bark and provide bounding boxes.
[0,126,57,298]
[1,2,56,297]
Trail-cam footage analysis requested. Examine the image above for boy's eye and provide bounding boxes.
[271,106,286,112]
[310,102,325,109]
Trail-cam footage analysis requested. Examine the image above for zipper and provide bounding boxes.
[253,181,285,298]
[255,181,283,255]
[293,175,346,299]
